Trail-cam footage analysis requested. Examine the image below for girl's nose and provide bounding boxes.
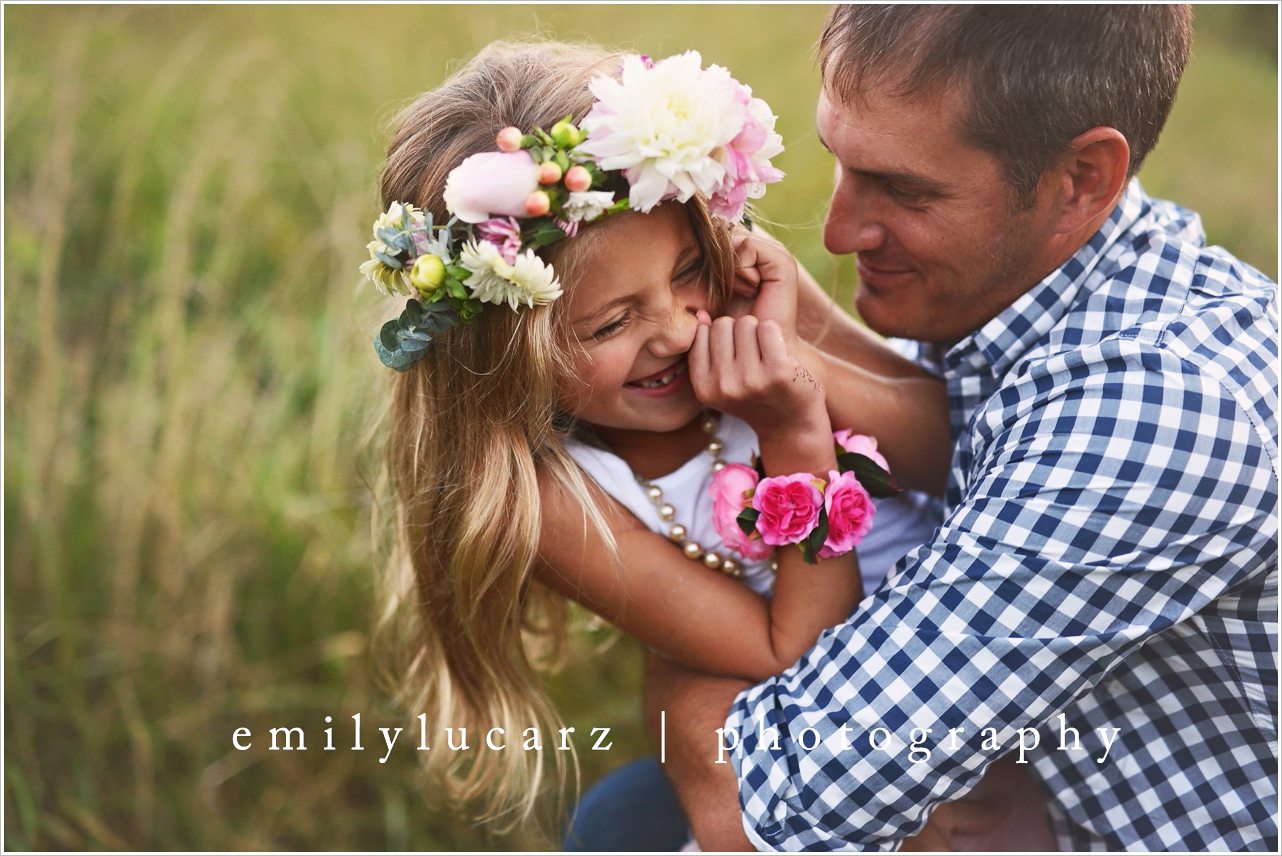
[650,298,702,359]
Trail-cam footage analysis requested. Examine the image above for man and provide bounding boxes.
[648,5,1278,851]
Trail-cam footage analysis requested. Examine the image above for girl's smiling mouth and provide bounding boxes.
[625,359,689,395]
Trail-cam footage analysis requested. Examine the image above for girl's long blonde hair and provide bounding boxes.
[366,40,735,845]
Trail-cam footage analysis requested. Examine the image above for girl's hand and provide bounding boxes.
[688,310,830,445]
[723,229,800,351]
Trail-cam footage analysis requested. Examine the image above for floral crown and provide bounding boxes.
[361,51,785,370]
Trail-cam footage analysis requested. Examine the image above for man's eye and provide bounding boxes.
[591,312,630,340]
[885,183,926,205]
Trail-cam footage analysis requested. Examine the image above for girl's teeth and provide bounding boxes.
[640,370,676,388]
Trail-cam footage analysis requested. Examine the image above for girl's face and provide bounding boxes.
[559,203,715,435]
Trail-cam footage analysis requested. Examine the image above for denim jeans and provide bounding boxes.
[562,756,691,851]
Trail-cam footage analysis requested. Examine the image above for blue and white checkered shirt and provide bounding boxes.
[724,180,1279,851]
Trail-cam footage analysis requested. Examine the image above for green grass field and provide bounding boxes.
[4,4,1276,850]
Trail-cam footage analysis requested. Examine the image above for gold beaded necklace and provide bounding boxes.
[631,412,778,580]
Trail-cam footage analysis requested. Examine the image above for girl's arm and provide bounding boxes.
[536,314,861,684]
[730,230,951,496]
[535,463,858,684]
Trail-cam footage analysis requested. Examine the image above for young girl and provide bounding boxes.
[364,40,1045,849]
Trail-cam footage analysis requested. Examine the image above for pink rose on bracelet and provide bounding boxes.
[709,464,774,560]
[832,429,890,472]
[751,474,824,546]
[817,469,875,559]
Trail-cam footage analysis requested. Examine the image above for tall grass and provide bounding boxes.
[4,5,1275,850]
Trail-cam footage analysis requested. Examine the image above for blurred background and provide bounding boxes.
[4,4,1276,851]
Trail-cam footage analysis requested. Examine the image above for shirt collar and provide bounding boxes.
[942,178,1151,381]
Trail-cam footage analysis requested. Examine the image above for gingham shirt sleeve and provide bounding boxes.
[723,338,1277,851]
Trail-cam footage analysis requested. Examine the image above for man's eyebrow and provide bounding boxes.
[815,125,951,194]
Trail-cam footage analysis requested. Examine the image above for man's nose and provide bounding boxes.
[823,172,887,256]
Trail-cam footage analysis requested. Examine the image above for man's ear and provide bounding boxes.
[1046,127,1130,235]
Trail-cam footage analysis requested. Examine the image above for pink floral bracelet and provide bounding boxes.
[709,430,901,565]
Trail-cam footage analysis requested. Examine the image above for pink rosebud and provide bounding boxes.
[564,165,592,193]
[495,126,524,152]
[524,190,551,217]
[751,474,823,547]
[443,151,540,224]
[538,161,563,185]
[816,470,875,559]
[708,464,774,561]
[833,430,890,473]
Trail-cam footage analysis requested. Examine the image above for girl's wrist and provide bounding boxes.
[794,339,831,391]
[758,428,837,475]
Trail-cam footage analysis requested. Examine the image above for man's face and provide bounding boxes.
[817,83,1055,345]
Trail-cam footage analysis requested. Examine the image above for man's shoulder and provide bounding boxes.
[1066,196,1274,351]
[1022,199,1277,426]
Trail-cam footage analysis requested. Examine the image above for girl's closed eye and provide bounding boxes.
[591,311,631,341]
[676,257,704,282]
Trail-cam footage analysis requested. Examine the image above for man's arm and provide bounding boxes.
[793,261,927,379]
[694,345,1278,849]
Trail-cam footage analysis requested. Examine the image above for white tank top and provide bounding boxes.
[561,413,944,599]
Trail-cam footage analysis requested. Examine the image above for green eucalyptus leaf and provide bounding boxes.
[374,249,403,270]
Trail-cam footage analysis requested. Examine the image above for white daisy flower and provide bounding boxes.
[360,241,413,297]
[507,249,563,306]
[459,242,563,310]
[562,190,617,223]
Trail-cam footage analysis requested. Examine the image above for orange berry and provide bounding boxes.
[538,162,563,185]
[524,191,551,217]
[564,165,592,192]
[495,126,523,152]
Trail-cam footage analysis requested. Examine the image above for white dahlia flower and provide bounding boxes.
[579,51,743,213]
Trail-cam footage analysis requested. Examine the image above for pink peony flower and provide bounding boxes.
[708,463,774,561]
[443,151,541,223]
[816,470,875,559]
[833,429,890,473]
[475,217,523,264]
[709,86,785,222]
[751,474,824,547]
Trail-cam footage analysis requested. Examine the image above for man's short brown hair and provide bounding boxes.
[819,5,1193,206]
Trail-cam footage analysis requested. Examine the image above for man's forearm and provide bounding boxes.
[643,651,755,851]
[803,343,951,497]
[794,255,927,379]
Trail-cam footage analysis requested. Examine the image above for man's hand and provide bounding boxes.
[642,651,755,851]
